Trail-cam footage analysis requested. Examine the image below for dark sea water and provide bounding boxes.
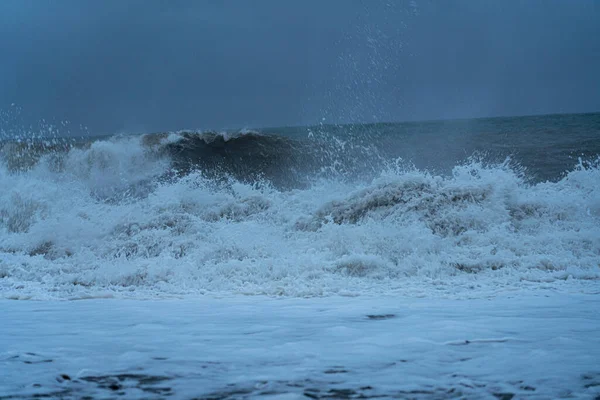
[3,112,600,185]
[263,112,600,182]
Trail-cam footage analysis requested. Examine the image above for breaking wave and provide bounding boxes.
[0,130,599,299]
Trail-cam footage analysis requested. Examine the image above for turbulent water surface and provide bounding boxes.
[0,112,599,300]
[1,112,600,399]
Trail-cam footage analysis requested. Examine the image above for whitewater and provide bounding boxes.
[1,117,600,398]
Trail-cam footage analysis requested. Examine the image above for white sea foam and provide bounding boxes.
[2,293,599,399]
[0,136,599,299]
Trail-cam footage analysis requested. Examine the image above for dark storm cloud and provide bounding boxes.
[0,0,599,135]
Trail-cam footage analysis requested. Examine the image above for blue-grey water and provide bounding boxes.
[263,112,600,182]
[2,112,599,188]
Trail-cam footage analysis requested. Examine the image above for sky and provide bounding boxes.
[1,0,599,135]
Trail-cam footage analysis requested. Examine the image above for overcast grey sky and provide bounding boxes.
[1,0,599,135]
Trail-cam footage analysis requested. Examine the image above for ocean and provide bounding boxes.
[1,113,599,399]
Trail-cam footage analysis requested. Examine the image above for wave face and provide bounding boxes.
[1,119,599,299]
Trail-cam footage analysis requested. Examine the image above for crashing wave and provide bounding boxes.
[0,129,599,299]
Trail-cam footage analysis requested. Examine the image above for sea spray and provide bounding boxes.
[1,129,598,299]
